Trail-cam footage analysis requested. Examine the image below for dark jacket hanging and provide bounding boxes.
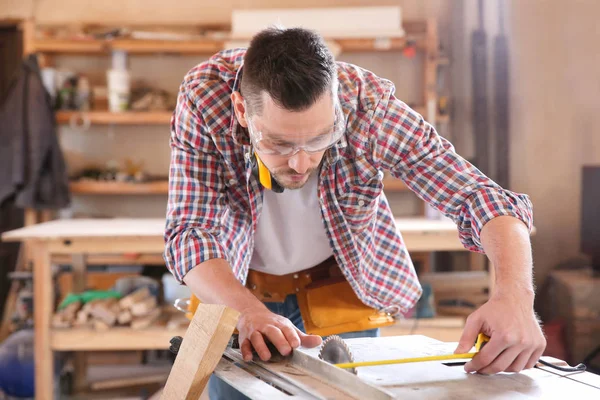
[0,54,70,209]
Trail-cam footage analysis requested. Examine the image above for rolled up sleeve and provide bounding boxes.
[163,89,228,282]
[371,92,533,252]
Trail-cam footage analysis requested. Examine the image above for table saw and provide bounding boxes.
[161,305,600,399]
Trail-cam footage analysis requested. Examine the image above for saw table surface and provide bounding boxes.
[215,335,599,400]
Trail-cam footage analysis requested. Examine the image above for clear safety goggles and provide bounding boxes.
[246,102,346,157]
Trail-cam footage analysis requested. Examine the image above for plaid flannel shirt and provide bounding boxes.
[163,49,533,315]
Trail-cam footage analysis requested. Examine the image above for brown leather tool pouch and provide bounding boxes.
[296,277,395,336]
[246,257,395,336]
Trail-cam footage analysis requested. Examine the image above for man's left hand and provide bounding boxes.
[454,291,546,374]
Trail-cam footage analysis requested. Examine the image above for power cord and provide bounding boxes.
[537,358,586,373]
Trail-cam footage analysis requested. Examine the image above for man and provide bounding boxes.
[164,27,546,399]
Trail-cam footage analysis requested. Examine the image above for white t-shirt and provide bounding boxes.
[249,172,333,275]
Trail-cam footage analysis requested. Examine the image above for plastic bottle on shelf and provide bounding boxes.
[107,50,131,112]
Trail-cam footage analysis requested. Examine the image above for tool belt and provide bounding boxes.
[246,257,395,336]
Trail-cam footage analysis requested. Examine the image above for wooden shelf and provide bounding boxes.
[33,37,225,55]
[51,326,187,351]
[33,37,424,54]
[33,34,427,55]
[70,180,169,195]
[33,38,107,54]
[56,110,172,125]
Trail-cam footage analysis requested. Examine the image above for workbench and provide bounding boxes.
[1,217,486,399]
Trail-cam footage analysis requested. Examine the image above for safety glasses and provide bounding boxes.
[246,102,346,157]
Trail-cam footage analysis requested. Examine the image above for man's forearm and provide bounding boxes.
[479,215,535,301]
[182,258,266,313]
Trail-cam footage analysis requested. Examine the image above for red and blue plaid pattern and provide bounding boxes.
[163,49,533,315]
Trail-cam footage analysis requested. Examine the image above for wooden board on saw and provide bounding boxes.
[292,335,600,399]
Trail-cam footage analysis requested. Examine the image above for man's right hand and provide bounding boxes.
[237,305,323,361]
[182,259,322,361]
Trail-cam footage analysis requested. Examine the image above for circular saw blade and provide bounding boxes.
[318,335,358,375]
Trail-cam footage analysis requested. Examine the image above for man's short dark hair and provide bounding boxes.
[241,27,337,115]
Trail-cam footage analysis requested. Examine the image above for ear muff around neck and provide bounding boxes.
[251,152,284,193]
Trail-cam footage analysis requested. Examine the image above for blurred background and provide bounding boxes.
[0,1,598,398]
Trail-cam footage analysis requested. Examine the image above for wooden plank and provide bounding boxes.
[56,110,172,125]
[162,304,239,400]
[51,327,187,351]
[119,287,151,309]
[231,7,404,39]
[1,218,165,240]
[33,242,54,400]
[89,372,168,390]
[131,295,158,317]
[131,308,161,329]
[70,180,169,195]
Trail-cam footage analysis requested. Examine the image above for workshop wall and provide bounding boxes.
[507,0,600,295]
[3,0,597,293]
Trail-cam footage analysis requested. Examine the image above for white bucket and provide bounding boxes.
[107,69,131,112]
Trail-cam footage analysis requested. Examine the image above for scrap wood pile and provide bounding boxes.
[52,287,164,330]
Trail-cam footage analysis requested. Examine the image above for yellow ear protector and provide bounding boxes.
[251,152,284,193]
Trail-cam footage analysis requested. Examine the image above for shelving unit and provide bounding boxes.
[27,18,446,197]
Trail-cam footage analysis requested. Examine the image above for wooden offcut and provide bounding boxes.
[119,286,151,309]
[130,308,161,330]
[161,304,239,400]
[131,295,157,316]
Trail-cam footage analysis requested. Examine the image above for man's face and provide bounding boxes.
[233,91,337,190]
